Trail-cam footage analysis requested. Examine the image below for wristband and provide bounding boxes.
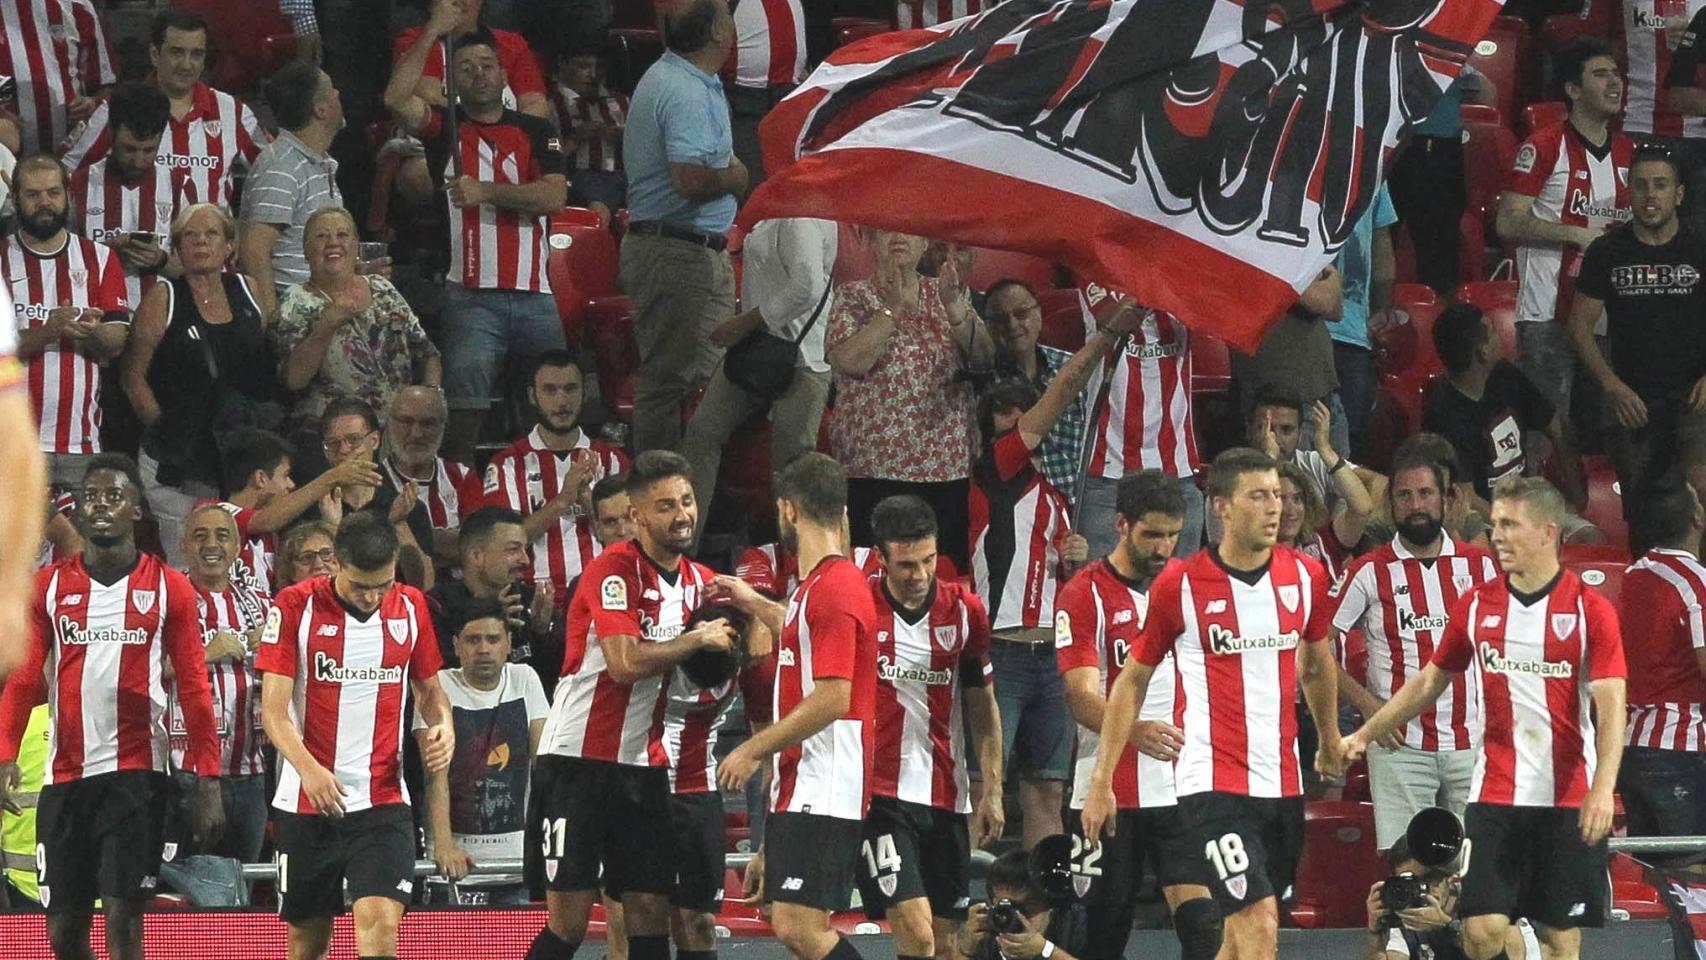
[1039,940,1055,959]
[1327,457,1348,475]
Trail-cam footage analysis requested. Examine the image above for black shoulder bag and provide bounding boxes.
[721,280,833,402]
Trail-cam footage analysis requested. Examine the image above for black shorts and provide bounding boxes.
[605,791,726,912]
[524,755,675,895]
[764,811,861,912]
[1458,803,1609,930]
[854,796,971,921]
[35,771,170,914]
[1181,792,1304,913]
[1069,804,1207,958]
[274,803,417,924]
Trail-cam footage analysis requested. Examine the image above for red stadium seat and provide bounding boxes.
[1291,802,1385,929]
[833,16,893,48]
[1453,281,1520,362]
[1561,543,1632,565]
[969,247,1058,292]
[1609,853,1670,920]
[583,297,640,419]
[1582,455,1630,554]
[1468,19,1536,127]
[1371,372,1443,469]
[1521,101,1567,136]
[1458,103,1505,128]
[1462,119,1519,216]
[1342,761,1371,803]
[724,826,753,853]
[170,0,296,95]
[1389,283,1437,307]
[1191,332,1232,395]
[1036,287,1085,352]
[1371,299,1444,382]
[550,209,621,298]
[1566,554,1627,605]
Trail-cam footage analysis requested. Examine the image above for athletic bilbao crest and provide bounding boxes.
[545,860,558,882]
[155,203,174,225]
[878,874,898,897]
[387,618,410,645]
[1453,574,1474,593]
[1073,873,1093,898]
[69,270,87,291]
[1551,613,1578,640]
[131,589,156,615]
[748,0,1501,351]
[1278,584,1299,614]
[203,121,222,138]
[1226,874,1248,900]
[933,625,957,651]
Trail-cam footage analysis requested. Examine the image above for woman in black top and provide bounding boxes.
[120,203,275,567]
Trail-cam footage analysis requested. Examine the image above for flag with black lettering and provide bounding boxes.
[1649,866,1706,959]
[741,0,1504,350]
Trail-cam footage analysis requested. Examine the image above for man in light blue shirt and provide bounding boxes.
[1331,183,1397,460]
[619,0,746,453]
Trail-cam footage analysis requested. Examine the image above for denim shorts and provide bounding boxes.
[987,638,1073,782]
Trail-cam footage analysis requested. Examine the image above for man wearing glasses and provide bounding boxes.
[317,396,437,590]
[985,279,1089,506]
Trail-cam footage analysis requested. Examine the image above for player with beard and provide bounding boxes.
[483,352,626,612]
[1330,455,1498,850]
[526,451,736,960]
[715,453,879,960]
[0,155,130,488]
[1056,471,1220,960]
[0,454,223,960]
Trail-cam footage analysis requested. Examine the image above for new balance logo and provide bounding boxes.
[397,879,414,894]
[1203,599,1228,614]
[778,649,797,667]
[317,624,340,636]
[781,877,804,891]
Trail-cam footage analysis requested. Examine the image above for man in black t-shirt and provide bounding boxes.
[1569,148,1706,535]
[1424,303,1586,512]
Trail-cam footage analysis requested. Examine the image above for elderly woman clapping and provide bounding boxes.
[271,206,441,428]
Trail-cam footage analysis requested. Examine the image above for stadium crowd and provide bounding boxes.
[0,2,1702,960]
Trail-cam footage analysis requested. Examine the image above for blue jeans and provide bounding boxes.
[1078,473,1205,561]
[1618,746,1706,839]
[1332,341,1375,461]
[988,640,1072,783]
[159,773,268,906]
[440,286,567,413]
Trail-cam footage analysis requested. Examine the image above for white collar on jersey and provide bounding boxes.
[1391,533,1457,561]
[526,425,591,454]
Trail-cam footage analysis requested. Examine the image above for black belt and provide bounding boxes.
[993,635,1055,654]
[629,220,728,252]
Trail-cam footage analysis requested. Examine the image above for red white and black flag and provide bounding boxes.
[742,0,1503,350]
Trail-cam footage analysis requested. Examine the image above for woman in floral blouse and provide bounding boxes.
[273,207,441,428]
[826,228,994,565]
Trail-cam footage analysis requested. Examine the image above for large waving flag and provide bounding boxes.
[742,0,1504,351]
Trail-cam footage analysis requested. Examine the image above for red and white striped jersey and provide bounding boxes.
[69,159,196,308]
[1055,559,1178,810]
[384,457,474,538]
[169,583,270,776]
[662,662,772,793]
[256,577,443,814]
[971,430,1070,631]
[482,428,627,606]
[1079,285,1198,479]
[896,0,983,29]
[732,0,806,89]
[2,233,129,454]
[870,578,990,813]
[771,556,878,821]
[543,539,714,766]
[1135,546,1332,799]
[551,85,628,173]
[739,544,958,598]
[1432,570,1627,808]
[1329,536,1499,752]
[1625,0,1706,138]
[0,0,115,155]
[1507,122,1633,326]
[0,553,219,784]
[421,107,568,293]
[223,504,276,602]
[63,82,266,211]
[1620,548,1706,751]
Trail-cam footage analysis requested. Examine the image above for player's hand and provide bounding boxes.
[326,456,383,490]
[1132,720,1185,761]
[303,762,350,817]
[717,741,762,792]
[420,722,455,773]
[1579,784,1616,844]
[686,617,736,655]
[996,907,1048,959]
[1079,783,1117,846]
[529,580,555,630]
[498,581,529,632]
[1340,730,1369,766]
[708,574,764,614]
[1315,736,1348,780]
[741,845,765,904]
[971,791,1005,849]
[0,761,22,815]
[448,175,489,208]
[435,840,476,881]
[191,776,226,849]
[1604,378,1649,430]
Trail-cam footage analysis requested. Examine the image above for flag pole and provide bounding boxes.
[1071,324,1133,512]
[443,33,463,178]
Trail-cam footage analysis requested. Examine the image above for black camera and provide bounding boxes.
[1379,806,1466,928]
[989,899,1025,935]
[1379,872,1430,912]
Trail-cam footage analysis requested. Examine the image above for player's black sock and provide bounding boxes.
[629,933,672,960]
[677,950,719,960]
[824,936,865,960]
[526,926,579,960]
[1172,896,1223,960]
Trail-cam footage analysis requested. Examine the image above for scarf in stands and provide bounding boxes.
[1652,867,1706,959]
[741,0,1503,351]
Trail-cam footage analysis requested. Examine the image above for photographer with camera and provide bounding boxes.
[1363,843,1535,960]
[954,846,1088,960]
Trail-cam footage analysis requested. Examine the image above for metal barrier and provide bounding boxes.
[1609,836,1706,856]
[240,849,998,884]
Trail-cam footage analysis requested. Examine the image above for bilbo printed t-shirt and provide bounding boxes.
[1576,222,1706,403]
